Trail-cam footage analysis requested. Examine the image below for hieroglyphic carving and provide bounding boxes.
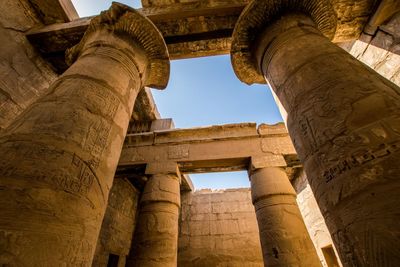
[132,150,145,162]
[296,114,319,154]
[0,230,95,266]
[84,119,112,169]
[167,37,231,59]
[69,154,96,194]
[54,77,123,169]
[64,237,95,265]
[156,15,237,37]
[0,143,96,196]
[323,119,400,183]
[261,137,294,154]
[168,145,189,159]
[55,76,121,120]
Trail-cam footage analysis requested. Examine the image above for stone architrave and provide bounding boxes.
[127,162,181,267]
[249,166,321,267]
[231,1,400,266]
[0,3,169,266]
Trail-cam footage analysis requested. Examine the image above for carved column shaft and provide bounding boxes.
[127,171,181,267]
[254,14,400,266]
[232,0,400,263]
[0,3,169,266]
[250,167,321,267]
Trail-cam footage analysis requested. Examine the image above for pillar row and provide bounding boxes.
[231,1,400,266]
[250,167,321,267]
[127,162,181,267]
[0,3,169,266]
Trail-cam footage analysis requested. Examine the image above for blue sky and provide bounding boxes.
[71,1,283,189]
[71,0,142,16]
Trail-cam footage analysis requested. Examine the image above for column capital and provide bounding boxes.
[66,2,169,89]
[142,163,181,207]
[230,0,337,85]
[145,161,181,178]
[249,155,287,176]
[250,167,296,205]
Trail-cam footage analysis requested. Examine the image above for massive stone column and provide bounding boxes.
[0,3,169,266]
[231,1,400,266]
[250,166,321,267]
[127,163,181,267]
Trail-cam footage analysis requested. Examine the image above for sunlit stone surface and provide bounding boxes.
[0,0,399,266]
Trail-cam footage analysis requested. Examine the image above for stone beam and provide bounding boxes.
[27,0,377,73]
[118,123,299,177]
[29,0,79,24]
[26,2,246,73]
[364,0,400,34]
[132,88,161,122]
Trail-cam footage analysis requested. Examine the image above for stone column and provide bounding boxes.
[92,177,141,267]
[0,3,169,266]
[250,166,321,267]
[127,162,181,267]
[231,2,400,266]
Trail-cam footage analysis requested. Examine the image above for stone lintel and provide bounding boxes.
[126,118,173,135]
[26,0,377,73]
[151,118,175,131]
[131,87,161,121]
[181,174,194,192]
[29,0,79,24]
[154,123,257,144]
[26,1,246,73]
[123,123,290,148]
[125,132,155,147]
[119,123,298,176]
[141,0,250,8]
[364,0,400,35]
[257,122,287,136]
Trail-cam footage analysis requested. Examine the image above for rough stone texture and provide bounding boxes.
[127,173,181,267]
[250,167,321,267]
[28,0,378,73]
[0,0,56,131]
[120,123,298,175]
[293,171,342,267]
[1,1,399,266]
[141,0,203,7]
[363,0,400,34]
[347,12,400,86]
[131,87,161,122]
[245,13,400,266]
[92,177,140,267]
[0,3,169,266]
[0,0,160,132]
[231,0,338,84]
[178,188,263,267]
[28,0,79,24]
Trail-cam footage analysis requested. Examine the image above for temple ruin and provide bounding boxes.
[0,0,400,266]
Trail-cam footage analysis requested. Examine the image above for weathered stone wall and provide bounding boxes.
[178,188,263,267]
[293,171,342,267]
[347,12,400,86]
[92,178,140,267]
[0,0,56,131]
